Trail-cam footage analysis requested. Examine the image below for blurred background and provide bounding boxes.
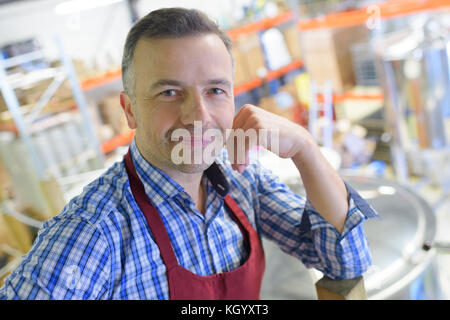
[0,0,449,300]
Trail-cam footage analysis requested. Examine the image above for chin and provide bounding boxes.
[169,161,213,174]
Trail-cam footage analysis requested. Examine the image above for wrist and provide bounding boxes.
[291,134,320,168]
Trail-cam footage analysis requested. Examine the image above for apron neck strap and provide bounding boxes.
[124,151,179,268]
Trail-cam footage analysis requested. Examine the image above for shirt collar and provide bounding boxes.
[129,138,184,206]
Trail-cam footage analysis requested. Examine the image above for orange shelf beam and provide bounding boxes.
[316,91,384,104]
[234,78,264,96]
[227,11,295,40]
[298,0,450,31]
[81,59,303,96]
[0,123,18,134]
[101,129,135,154]
[266,59,303,81]
[336,92,384,102]
[234,59,303,96]
[80,68,122,91]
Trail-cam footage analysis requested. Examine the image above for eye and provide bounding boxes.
[209,88,225,95]
[160,89,178,97]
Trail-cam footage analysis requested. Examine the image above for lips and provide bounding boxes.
[180,135,214,147]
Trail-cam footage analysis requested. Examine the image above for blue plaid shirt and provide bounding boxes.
[0,139,378,300]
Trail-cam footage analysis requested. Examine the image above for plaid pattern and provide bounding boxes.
[0,139,378,300]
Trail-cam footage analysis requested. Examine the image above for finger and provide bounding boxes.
[227,134,239,170]
[227,129,251,171]
[229,105,261,171]
[236,129,260,173]
[228,106,248,168]
[232,104,255,130]
[237,164,246,174]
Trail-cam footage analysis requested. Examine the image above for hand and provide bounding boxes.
[227,104,314,173]
[228,105,348,232]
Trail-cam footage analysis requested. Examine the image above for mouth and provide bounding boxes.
[179,136,214,147]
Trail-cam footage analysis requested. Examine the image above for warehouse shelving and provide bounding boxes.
[78,11,305,153]
[294,0,450,109]
[227,11,295,39]
[79,11,301,95]
[0,11,307,156]
[319,91,383,104]
[234,58,304,95]
[101,129,134,154]
[0,37,104,179]
[296,0,450,209]
[26,8,391,157]
[80,68,122,91]
[0,36,106,223]
[80,9,390,154]
[295,0,450,107]
[2,1,447,170]
[297,0,450,31]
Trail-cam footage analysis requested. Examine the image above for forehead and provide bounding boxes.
[133,34,232,81]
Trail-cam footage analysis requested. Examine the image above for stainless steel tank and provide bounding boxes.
[260,174,437,300]
[372,16,450,185]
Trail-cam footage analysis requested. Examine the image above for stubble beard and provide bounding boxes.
[165,128,224,174]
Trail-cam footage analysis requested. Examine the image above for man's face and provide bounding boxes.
[121,34,235,174]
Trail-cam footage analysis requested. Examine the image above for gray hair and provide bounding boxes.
[121,7,233,106]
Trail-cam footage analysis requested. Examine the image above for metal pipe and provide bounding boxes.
[0,201,44,229]
[54,34,105,168]
[0,58,45,179]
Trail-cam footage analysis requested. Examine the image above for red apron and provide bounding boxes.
[124,151,265,300]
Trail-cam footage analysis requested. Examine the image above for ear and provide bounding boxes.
[120,91,137,129]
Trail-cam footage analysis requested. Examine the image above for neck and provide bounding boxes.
[171,169,204,201]
[163,167,206,215]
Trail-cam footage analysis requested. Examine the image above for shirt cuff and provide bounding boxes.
[299,181,379,238]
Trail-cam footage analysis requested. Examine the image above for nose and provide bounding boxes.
[180,90,212,126]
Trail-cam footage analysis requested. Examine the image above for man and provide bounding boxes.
[0,8,377,300]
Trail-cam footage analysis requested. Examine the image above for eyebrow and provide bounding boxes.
[205,78,232,88]
[148,78,232,91]
[149,79,184,90]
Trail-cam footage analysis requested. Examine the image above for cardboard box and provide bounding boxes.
[299,25,369,92]
[232,41,250,86]
[98,93,129,135]
[234,34,266,82]
[258,81,303,123]
[282,26,302,61]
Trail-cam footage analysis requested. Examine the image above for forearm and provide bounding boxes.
[291,137,348,234]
